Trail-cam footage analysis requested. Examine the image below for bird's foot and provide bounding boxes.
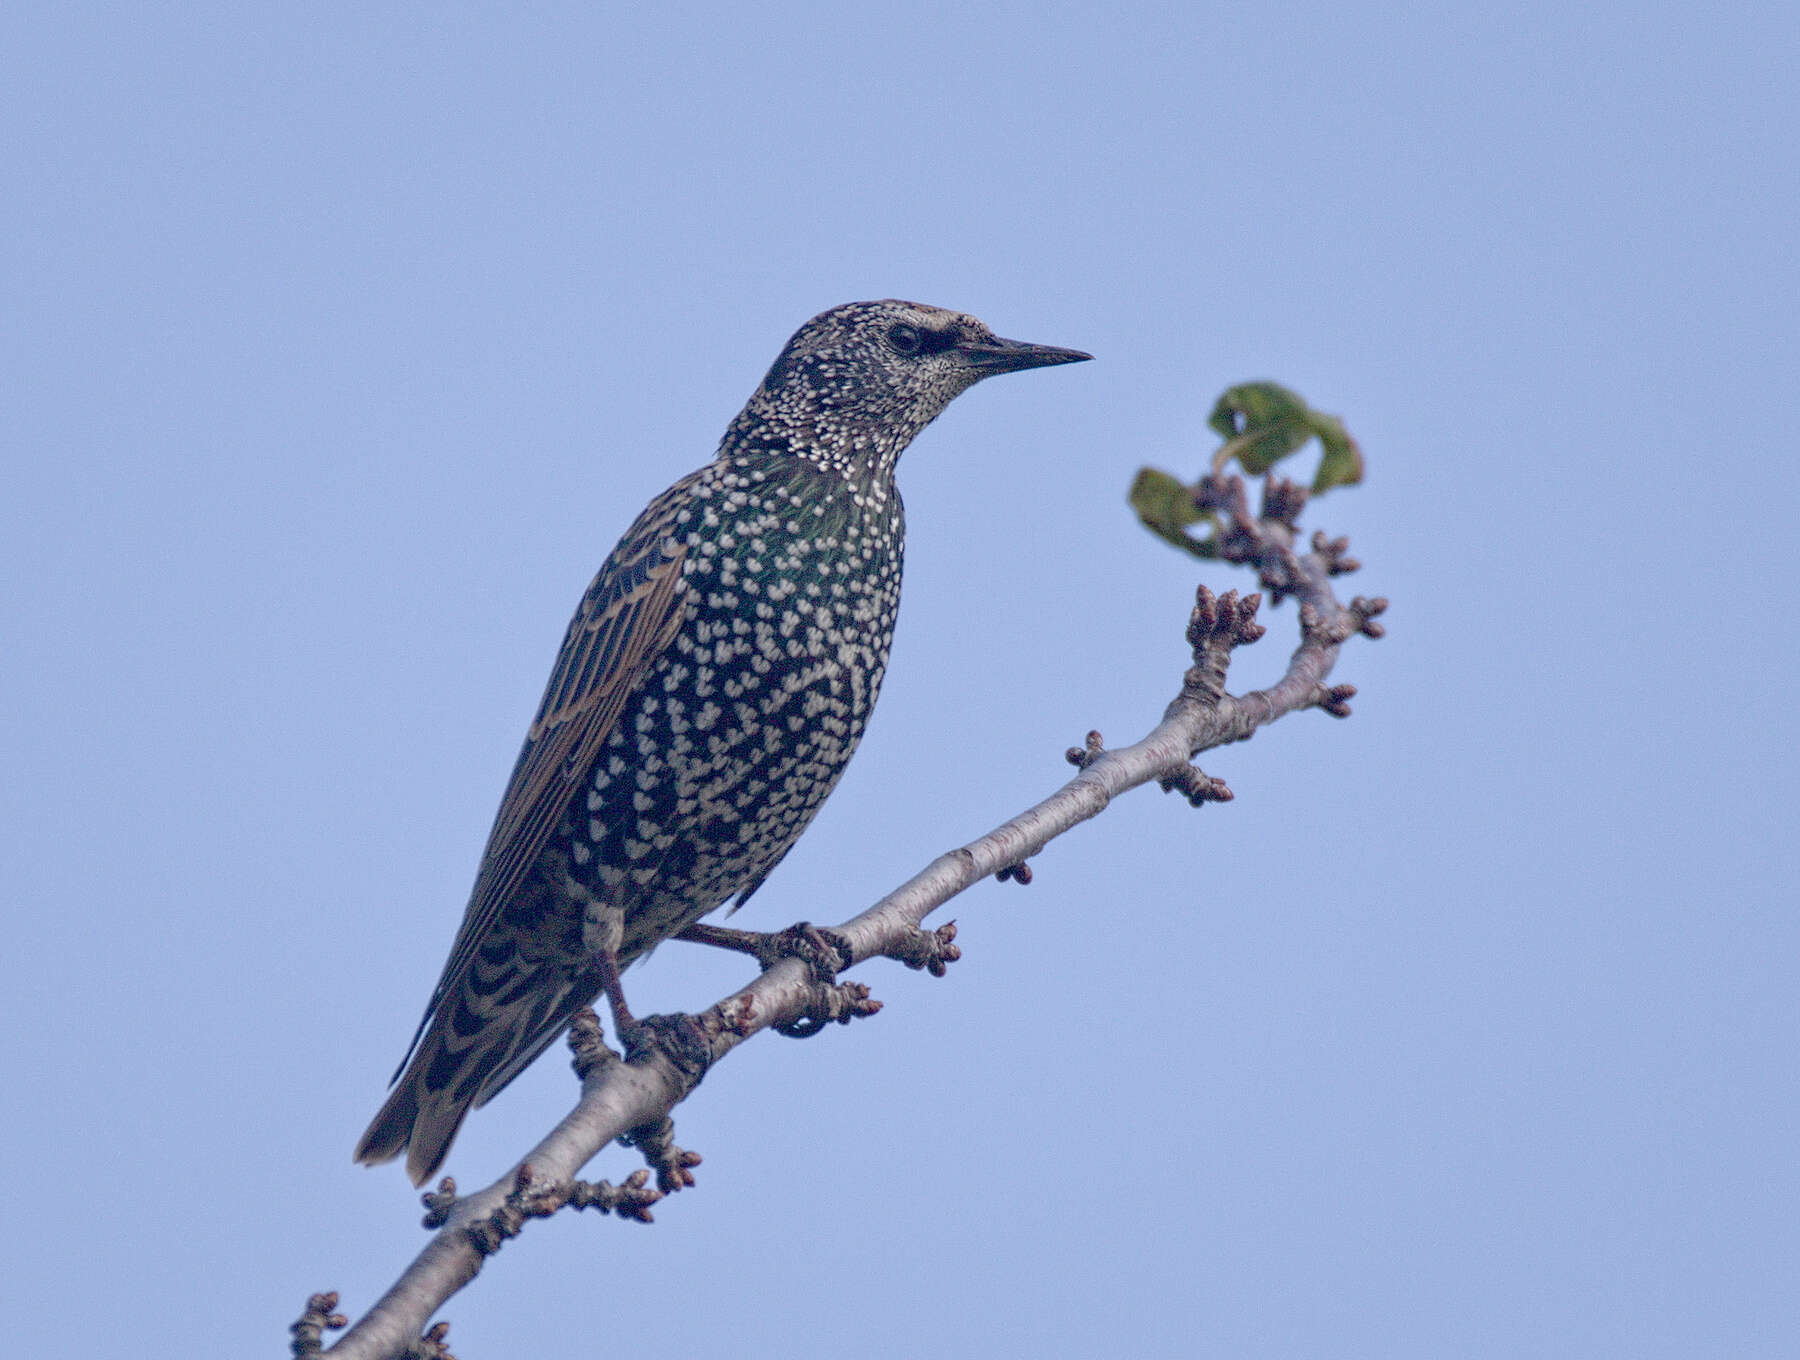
[677,919,854,982]
[765,921,855,979]
[675,921,883,1038]
[618,1011,714,1091]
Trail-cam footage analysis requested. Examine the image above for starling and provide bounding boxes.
[355,300,1090,1185]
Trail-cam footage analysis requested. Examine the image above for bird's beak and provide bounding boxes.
[958,335,1094,375]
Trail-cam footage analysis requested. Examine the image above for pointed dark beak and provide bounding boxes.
[958,335,1094,376]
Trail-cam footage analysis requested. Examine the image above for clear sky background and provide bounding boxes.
[4,5,1796,1358]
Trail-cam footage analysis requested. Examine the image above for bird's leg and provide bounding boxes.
[592,945,640,1037]
[595,942,713,1083]
[588,943,706,1074]
[574,876,710,1081]
[572,874,645,1038]
[676,920,853,982]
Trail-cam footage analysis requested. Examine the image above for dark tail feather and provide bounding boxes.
[352,1080,417,1168]
[353,1064,475,1188]
[354,963,587,1186]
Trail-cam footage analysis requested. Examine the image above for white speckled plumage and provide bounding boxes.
[356,301,1088,1184]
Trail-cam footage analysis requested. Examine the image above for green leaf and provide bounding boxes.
[1207,381,1365,494]
[1303,409,1364,493]
[1131,380,1366,561]
[1208,382,1313,475]
[1129,466,1218,558]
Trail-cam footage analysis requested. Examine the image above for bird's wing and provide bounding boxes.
[389,477,696,1081]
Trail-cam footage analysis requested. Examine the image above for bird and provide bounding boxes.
[355,299,1090,1185]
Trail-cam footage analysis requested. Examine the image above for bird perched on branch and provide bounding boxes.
[355,299,1090,1185]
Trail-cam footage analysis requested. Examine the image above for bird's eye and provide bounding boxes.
[886,324,923,356]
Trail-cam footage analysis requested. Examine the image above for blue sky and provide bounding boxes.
[4,4,1797,1357]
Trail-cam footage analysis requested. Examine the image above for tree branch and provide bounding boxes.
[298,470,1385,1360]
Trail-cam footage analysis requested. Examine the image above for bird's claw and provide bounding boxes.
[620,1012,714,1089]
[758,921,854,980]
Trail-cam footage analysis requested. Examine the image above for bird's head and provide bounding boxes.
[730,300,1091,476]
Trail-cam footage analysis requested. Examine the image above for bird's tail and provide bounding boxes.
[354,967,590,1186]
[353,1073,439,1185]
[352,1046,478,1188]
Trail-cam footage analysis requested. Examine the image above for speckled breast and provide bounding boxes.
[562,454,905,960]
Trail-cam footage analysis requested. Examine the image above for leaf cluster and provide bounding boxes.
[1130,381,1364,559]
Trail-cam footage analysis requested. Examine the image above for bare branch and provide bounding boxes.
[308,469,1383,1359]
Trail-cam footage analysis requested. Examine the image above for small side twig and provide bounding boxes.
[467,1160,665,1255]
[399,1323,456,1360]
[291,1292,348,1358]
[1158,764,1235,808]
[883,920,962,976]
[774,978,883,1038]
[419,1179,458,1231]
[1064,730,1106,769]
[1311,528,1360,576]
[565,1008,621,1082]
[1260,474,1309,529]
[618,1115,703,1193]
[1175,585,1266,711]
